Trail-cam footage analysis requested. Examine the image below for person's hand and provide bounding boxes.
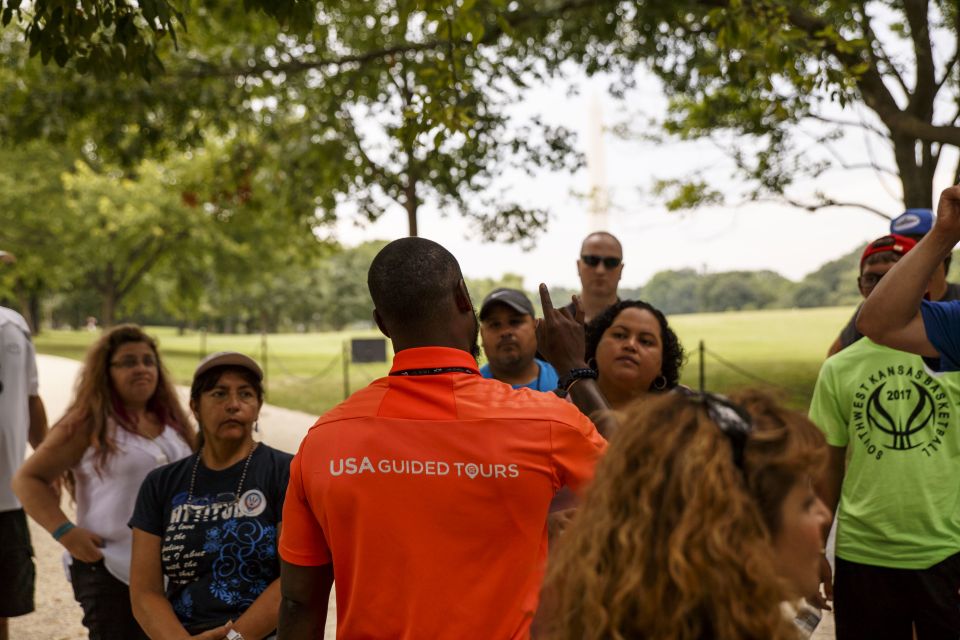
[0,250,15,265]
[547,508,577,544]
[191,625,230,640]
[60,526,104,563]
[807,555,833,611]
[535,283,588,376]
[934,185,960,241]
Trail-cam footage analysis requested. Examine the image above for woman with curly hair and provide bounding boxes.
[583,300,685,409]
[543,389,831,640]
[14,325,194,639]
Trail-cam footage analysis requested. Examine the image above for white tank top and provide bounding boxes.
[71,418,192,584]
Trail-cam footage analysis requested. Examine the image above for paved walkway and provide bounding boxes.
[10,355,337,639]
[10,355,834,639]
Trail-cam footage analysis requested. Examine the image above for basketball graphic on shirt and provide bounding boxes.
[867,381,934,450]
[238,489,266,517]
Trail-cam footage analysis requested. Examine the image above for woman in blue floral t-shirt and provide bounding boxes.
[130,352,292,640]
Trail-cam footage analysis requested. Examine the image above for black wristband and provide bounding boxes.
[555,367,598,397]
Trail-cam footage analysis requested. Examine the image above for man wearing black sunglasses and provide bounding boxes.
[572,232,624,324]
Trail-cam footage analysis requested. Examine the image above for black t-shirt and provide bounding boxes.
[129,444,292,633]
[837,282,960,351]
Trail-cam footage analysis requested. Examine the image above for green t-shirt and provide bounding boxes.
[809,338,960,569]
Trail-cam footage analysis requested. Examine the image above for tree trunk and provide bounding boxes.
[405,178,418,236]
[101,288,116,327]
[28,291,41,335]
[891,134,935,208]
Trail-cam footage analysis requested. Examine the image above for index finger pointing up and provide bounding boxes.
[539,283,555,316]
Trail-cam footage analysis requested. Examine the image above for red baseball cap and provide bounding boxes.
[860,234,917,268]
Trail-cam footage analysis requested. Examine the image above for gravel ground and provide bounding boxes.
[9,354,834,639]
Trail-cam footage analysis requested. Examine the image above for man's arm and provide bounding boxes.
[27,395,47,450]
[858,186,960,355]
[535,284,618,438]
[277,561,333,639]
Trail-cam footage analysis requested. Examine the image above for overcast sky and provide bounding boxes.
[332,70,959,290]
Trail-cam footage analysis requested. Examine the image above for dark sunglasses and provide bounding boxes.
[677,388,753,471]
[858,272,884,288]
[580,254,622,269]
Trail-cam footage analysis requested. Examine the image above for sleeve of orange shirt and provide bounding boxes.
[279,447,332,567]
[550,412,607,494]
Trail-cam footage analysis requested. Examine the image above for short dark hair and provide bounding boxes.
[584,300,685,390]
[368,237,464,326]
[190,364,264,406]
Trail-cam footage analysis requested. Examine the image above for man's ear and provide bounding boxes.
[454,279,473,313]
[373,309,391,338]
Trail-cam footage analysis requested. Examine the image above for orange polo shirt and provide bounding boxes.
[280,346,606,639]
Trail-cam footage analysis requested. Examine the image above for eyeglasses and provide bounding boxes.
[110,355,158,369]
[858,272,884,288]
[581,254,622,269]
[677,388,753,471]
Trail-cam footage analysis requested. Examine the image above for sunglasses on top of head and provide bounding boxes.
[676,387,753,472]
[581,255,622,269]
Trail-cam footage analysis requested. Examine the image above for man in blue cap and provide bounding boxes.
[826,208,960,356]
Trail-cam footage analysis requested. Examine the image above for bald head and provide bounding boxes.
[580,231,622,255]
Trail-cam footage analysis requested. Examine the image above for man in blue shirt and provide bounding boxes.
[479,288,559,392]
[859,185,960,370]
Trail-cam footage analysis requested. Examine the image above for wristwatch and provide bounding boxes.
[226,630,245,640]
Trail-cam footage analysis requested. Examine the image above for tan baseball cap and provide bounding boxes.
[193,351,263,381]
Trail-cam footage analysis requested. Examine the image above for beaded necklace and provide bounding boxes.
[186,440,258,505]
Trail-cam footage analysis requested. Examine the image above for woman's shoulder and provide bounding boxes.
[256,443,294,464]
[142,452,197,486]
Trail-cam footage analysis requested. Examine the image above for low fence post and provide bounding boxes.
[342,340,351,400]
[699,340,705,393]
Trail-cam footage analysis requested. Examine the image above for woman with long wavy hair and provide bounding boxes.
[543,389,830,640]
[14,325,194,639]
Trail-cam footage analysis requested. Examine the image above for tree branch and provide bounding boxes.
[933,49,959,96]
[902,0,936,118]
[176,0,601,80]
[855,2,910,98]
[771,196,892,220]
[116,229,188,299]
[802,113,889,138]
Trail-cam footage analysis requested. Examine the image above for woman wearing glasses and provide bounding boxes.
[13,325,194,639]
[583,300,685,410]
[543,390,831,639]
[129,352,291,640]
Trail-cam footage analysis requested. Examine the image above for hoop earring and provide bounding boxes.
[587,358,598,371]
[652,375,668,391]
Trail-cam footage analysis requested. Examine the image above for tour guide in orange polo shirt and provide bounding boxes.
[277,238,606,639]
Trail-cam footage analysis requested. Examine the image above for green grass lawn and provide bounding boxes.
[34,326,393,417]
[34,305,855,415]
[671,306,852,408]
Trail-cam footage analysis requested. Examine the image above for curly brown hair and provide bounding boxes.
[543,389,826,640]
[58,325,194,476]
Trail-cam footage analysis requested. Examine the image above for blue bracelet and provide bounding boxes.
[52,521,75,541]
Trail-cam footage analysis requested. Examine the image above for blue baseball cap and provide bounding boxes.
[890,208,934,236]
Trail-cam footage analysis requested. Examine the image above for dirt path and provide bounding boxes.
[10,354,337,639]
